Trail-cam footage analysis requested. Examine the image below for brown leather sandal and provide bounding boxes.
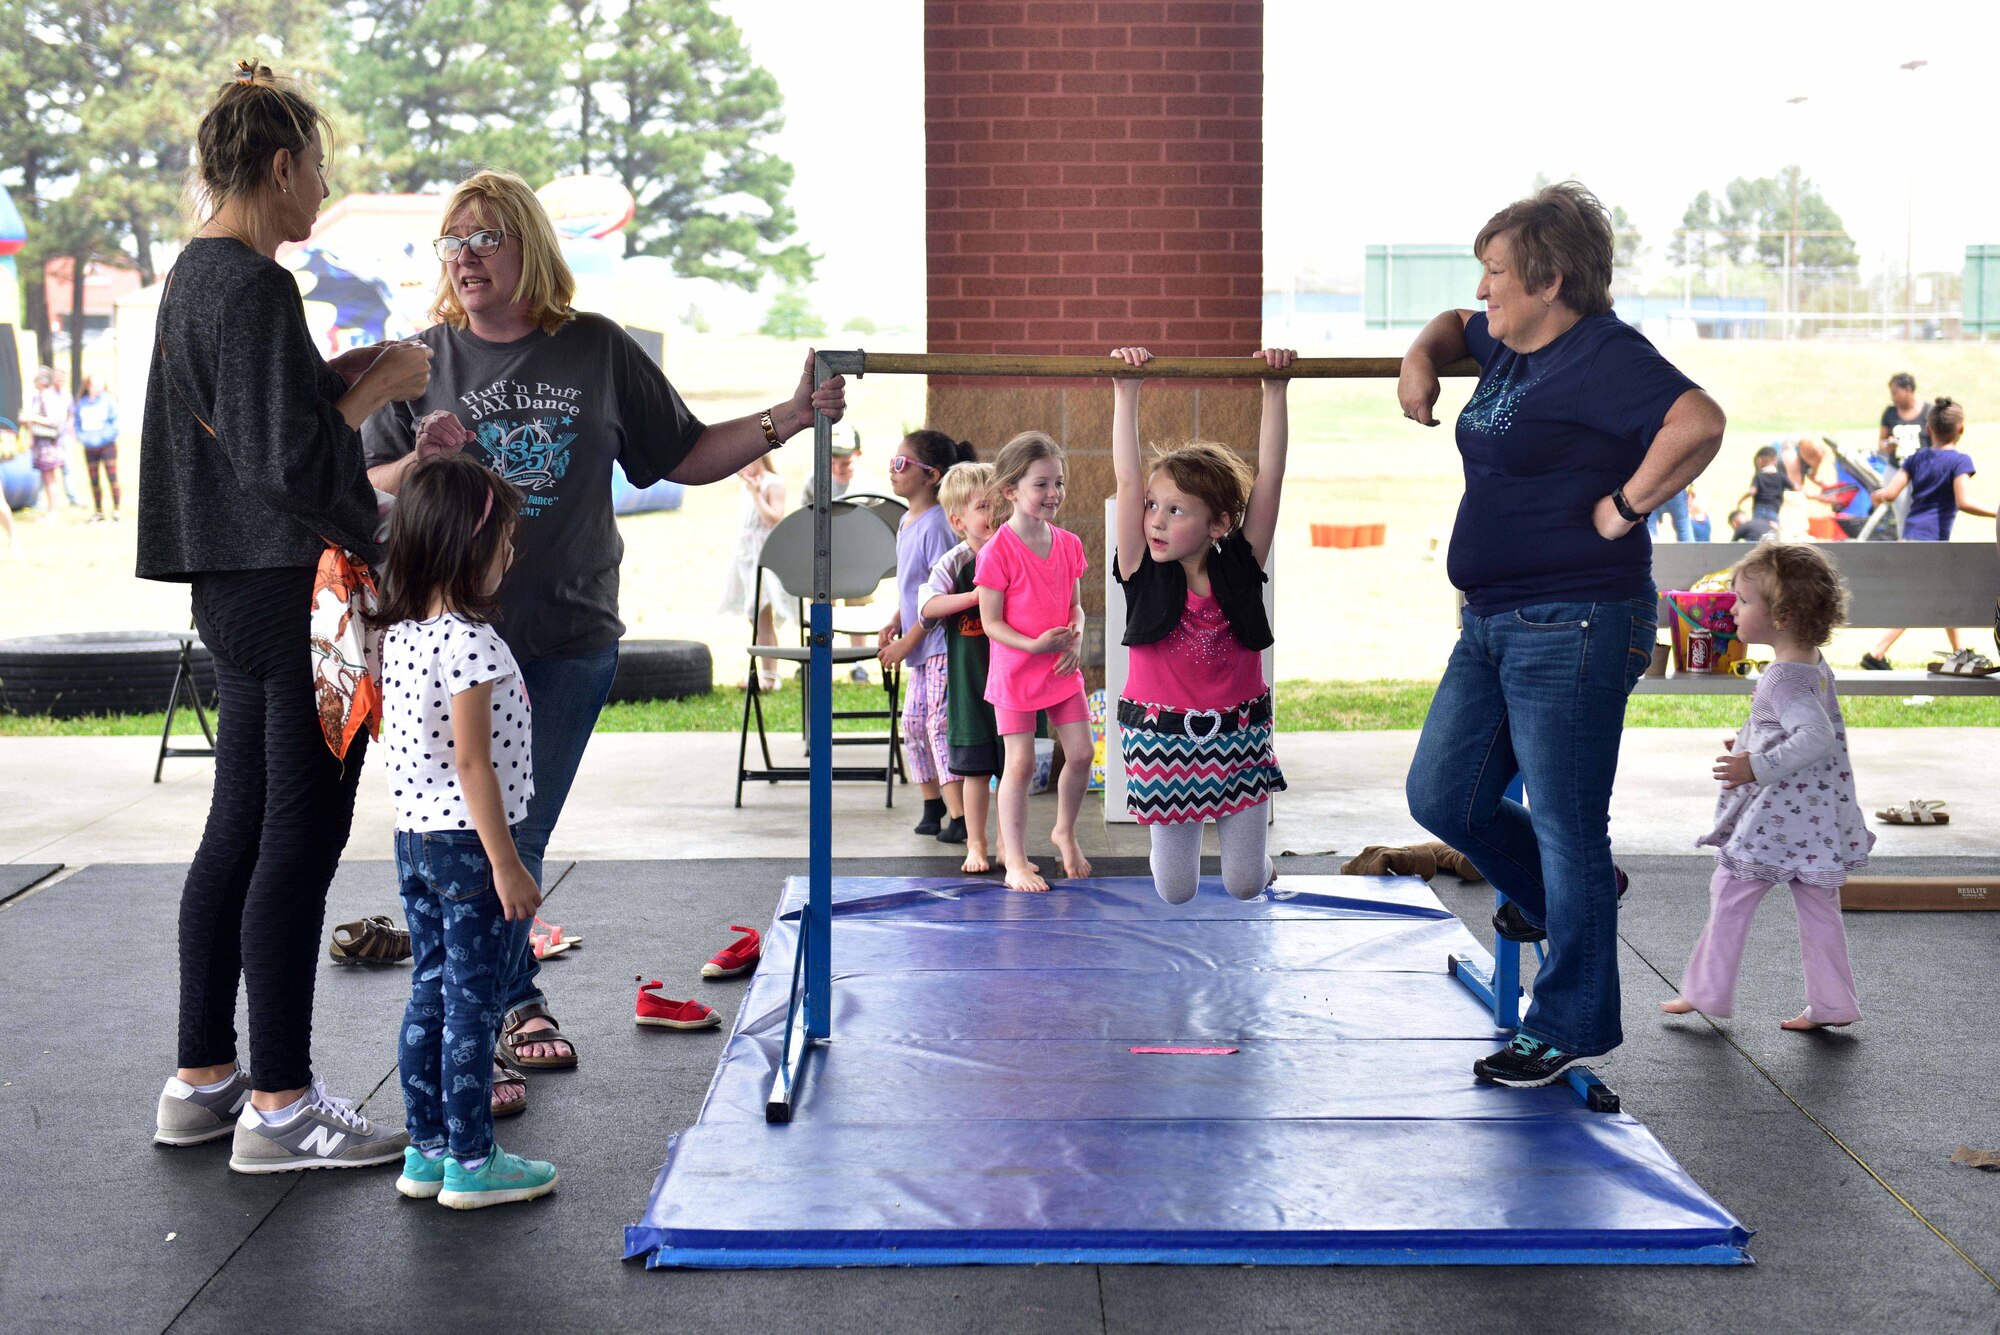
[328,914,412,965]
[490,1056,529,1118]
[501,1002,578,1070]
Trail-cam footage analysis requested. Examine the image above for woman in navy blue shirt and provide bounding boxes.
[1396,183,1726,1091]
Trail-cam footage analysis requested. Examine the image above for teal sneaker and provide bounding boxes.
[436,1145,558,1210]
[395,1147,447,1200]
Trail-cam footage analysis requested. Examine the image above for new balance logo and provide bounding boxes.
[297,1124,348,1157]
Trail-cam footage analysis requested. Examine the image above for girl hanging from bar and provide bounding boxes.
[1108,347,1292,904]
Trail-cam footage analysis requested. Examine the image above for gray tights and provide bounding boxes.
[1148,801,1272,905]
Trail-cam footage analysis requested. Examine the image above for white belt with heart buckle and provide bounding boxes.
[1181,708,1222,741]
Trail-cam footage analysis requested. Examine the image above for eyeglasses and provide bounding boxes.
[888,456,937,475]
[433,229,507,262]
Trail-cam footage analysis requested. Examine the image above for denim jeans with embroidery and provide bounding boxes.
[395,828,530,1160]
[1405,594,1657,1057]
[502,644,620,1020]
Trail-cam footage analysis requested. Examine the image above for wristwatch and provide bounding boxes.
[760,411,782,448]
[1611,488,1647,524]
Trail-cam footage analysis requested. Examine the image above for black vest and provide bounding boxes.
[1116,530,1273,651]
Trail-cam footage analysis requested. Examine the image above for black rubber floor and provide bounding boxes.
[1,854,1994,1334]
[0,862,61,904]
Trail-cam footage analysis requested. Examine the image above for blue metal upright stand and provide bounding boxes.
[1444,776,1621,1114]
[767,354,843,1124]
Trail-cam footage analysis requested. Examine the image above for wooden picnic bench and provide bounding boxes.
[1644,541,2000,695]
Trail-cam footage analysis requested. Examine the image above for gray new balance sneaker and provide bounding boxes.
[155,1069,252,1146]
[228,1078,409,1174]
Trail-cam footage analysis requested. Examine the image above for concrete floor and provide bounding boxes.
[4,854,1997,1334]
[5,728,1998,868]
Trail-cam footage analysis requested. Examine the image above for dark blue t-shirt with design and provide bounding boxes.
[1451,311,1698,615]
[1898,446,1974,541]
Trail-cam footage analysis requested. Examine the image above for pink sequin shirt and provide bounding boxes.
[1124,589,1267,711]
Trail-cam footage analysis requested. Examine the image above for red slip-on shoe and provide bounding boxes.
[701,925,762,980]
[635,978,720,1030]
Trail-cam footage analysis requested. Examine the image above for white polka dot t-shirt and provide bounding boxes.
[379,614,535,832]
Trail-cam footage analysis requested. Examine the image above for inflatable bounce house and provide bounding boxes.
[0,183,37,512]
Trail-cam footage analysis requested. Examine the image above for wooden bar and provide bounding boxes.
[849,352,1482,380]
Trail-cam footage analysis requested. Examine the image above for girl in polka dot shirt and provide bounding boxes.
[371,454,557,1206]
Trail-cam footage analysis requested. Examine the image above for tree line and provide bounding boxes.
[0,0,813,375]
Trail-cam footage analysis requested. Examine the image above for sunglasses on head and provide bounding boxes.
[433,228,507,262]
[888,455,938,475]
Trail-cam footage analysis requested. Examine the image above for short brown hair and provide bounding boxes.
[372,454,523,629]
[192,62,332,226]
[1474,181,1615,318]
[1928,396,1965,444]
[432,170,578,336]
[1732,540,1847,648]
[991,430,1063,520]
[1148,441,1255,532]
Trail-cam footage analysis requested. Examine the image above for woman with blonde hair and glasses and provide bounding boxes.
[364,169,845,1111]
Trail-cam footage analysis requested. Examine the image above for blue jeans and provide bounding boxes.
[1405,594,1657,1056]
[1647,490,1694,543]
[395,829,531,1160]
[503,644,620,1018]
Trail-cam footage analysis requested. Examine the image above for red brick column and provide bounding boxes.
[925,2,1264,674]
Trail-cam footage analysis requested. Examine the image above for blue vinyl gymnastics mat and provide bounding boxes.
[625,874,1751,1268]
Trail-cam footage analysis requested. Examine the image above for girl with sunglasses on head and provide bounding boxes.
[880,430,979,840]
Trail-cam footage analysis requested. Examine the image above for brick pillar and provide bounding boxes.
[925,2,1264,678]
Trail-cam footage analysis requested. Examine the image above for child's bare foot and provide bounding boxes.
[1660,998,1696,1015]
[1003,859,1048,893]
[1052,829,1091,880]
[1781,1011,1854,1031]
[961,843,991,874]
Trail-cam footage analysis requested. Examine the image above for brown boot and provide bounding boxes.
[1423,842,1486,882]
[1340,844,1439,879]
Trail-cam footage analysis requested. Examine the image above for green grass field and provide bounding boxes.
[7,679,1995,737]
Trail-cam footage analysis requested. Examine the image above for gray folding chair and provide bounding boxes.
[736,501,905,807]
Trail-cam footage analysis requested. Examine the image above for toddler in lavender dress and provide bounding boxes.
[1664,541,1874,1031]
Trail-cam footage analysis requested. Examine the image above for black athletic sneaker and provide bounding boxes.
[1473,1033,1580,1088]
[1860,652,1892,671]
[914,798,945,836]
[1491,866,1629,944]
[936,816,967,845]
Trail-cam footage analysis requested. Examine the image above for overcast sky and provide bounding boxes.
[723,0,1995,327]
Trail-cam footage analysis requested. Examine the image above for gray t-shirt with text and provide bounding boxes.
[363,313,705,662]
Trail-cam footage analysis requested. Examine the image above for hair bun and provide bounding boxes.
[232,59,270,85]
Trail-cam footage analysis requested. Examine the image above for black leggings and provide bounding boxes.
[179,567,367,1092]
[85,446,119,512]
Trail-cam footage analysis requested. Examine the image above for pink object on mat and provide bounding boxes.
[1129,1046,1238,1055]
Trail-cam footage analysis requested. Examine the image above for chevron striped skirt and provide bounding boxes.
[1119,692,1286,825]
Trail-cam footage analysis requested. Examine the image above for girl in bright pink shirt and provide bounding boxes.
[975,431,1093,892]
[1110,346,1292,905]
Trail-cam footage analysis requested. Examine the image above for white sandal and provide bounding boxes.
[1875,799,1951,825]
[1927,650,2000,677]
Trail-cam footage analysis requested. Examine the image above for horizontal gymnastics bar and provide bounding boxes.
[818,351,1482,381]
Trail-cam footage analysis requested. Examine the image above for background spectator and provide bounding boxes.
[1863,397,1994,668]
[72,375,121,521]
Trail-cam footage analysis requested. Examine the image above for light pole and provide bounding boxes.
[1785,95,1808,341]
[1901,59,1927,339]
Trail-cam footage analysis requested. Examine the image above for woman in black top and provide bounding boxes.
[1880,372,1930,459]
[141,64,432,1170]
